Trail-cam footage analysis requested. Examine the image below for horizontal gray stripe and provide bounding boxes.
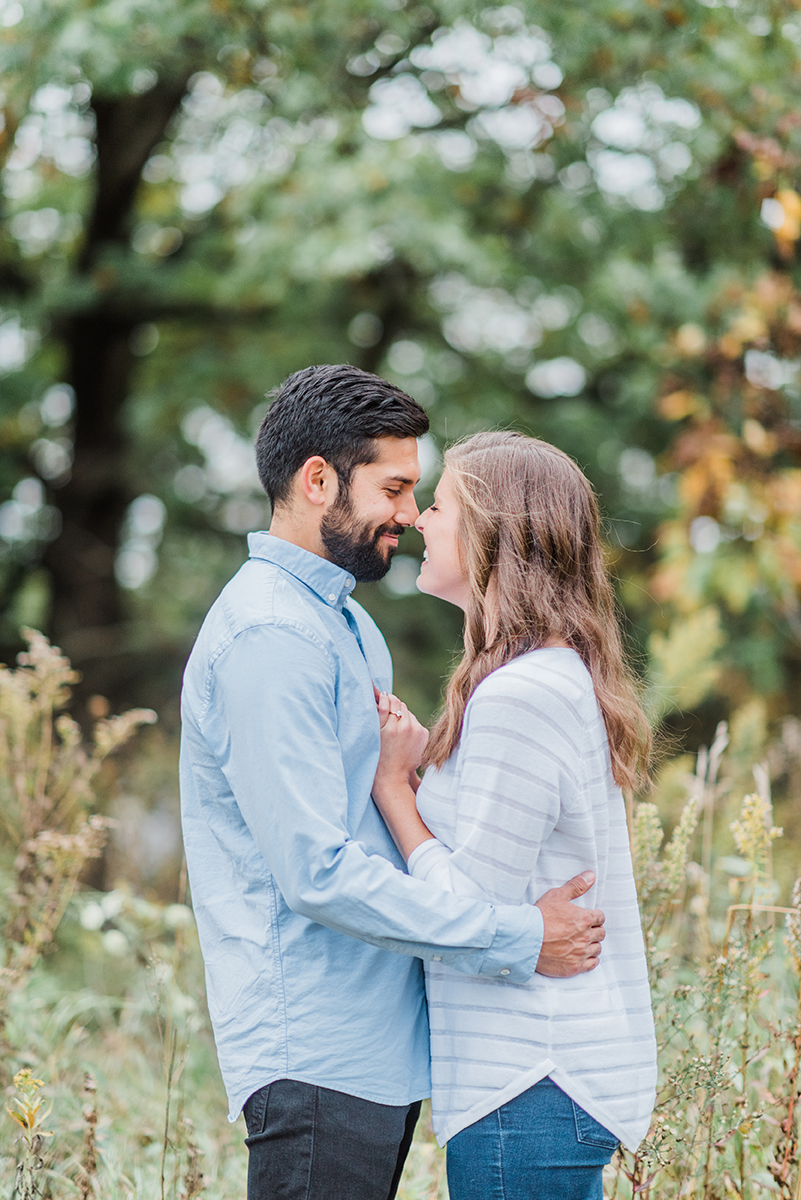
[502,658,591,695]
[461,820,542,848]
[472,693,585,755]
[431,1033,549,1049]
[457,785,558,821]
[430,1027,654,1051]
[462,726,581,787]
[461,754,560,793]
[479,671,588,728]
[449,846,531,877]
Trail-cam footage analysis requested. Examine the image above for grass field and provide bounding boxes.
[2,638,800,1198]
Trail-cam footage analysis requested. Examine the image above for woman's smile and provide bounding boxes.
[414,470,469,609]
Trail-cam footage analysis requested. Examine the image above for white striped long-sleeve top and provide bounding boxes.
[408,647,656,1149]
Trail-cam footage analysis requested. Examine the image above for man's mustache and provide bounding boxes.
[373,523,406,543]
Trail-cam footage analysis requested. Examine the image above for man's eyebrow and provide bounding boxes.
[381,474,417,486]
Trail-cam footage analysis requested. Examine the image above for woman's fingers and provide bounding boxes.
[384,694,411,723]
[376,695,429,780]
[381,696,428,752]
[379,692,418,728]
[376,690,392,728]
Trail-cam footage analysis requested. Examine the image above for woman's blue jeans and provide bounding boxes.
[446,1077,619,1200]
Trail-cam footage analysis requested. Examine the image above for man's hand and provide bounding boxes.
[535,871,605,977]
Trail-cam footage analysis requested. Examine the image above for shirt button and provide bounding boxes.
[499,967,511,976]
[328,593,336,603]
[433,955,442,962]
[345,576,353,587]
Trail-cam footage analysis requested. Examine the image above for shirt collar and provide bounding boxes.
[247,532,357,610]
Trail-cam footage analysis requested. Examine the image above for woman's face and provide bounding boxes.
[415,469,470,610]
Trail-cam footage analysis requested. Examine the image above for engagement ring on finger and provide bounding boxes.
[393,710,403,718]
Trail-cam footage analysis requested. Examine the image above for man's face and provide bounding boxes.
[320,437,421,582]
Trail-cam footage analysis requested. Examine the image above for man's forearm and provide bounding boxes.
[276,832,543,982]
[406,838,605,979]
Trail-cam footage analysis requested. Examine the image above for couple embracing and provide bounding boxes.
[179,364,657,1200]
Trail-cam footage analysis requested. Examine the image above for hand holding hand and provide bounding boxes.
[374,693,429,791]
[371,694,433,860]
[535,871,605,977]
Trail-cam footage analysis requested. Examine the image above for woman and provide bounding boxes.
[372,432,657,1200]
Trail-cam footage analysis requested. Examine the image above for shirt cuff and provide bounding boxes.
[407,838,447,878]
[408,839,545,983]
[477,902,544,983]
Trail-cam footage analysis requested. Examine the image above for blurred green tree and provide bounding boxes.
[0,0,799,741]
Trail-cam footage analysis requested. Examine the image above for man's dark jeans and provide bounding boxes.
[243,1078,422,1200]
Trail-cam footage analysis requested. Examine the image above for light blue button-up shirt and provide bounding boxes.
[180,532,543,1120]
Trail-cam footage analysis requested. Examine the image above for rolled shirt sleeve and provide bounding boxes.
[201,622,543,982]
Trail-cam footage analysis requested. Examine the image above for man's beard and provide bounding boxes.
[320,489,404,583]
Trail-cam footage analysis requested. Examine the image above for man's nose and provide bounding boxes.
[398,493,419,526]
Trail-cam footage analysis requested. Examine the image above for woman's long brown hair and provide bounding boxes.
[423,432,651,792]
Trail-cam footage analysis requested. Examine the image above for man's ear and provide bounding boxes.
[297,456,338,508]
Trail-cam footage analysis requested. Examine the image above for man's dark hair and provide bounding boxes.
[256,364,430,507]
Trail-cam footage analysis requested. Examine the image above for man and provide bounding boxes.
[180,364,605,1200]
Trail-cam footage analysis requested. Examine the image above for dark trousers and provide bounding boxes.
[243,1078,422,1200]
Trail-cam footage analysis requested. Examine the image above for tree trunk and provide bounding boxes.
[45,314,135,645]
[44,77,190,693]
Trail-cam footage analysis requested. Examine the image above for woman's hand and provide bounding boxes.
[375,693,429,790]
[372,693,433,861]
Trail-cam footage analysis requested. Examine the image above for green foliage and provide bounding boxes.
[648,606,724,716]
[1,893,249,1199]
[0,0,799,747]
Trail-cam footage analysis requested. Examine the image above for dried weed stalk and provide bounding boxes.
[0,629,155,1039]
[76,1073,98,1200]
[612,728,801,1199]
